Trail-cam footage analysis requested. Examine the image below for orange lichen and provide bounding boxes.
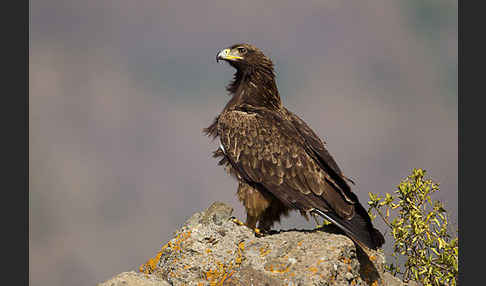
[204,241,245,286]
[264,263,290,274]
[139,245,165,274]
[329,275,336,283]
[139,230,192,274]
[205,262,233,286]
[259,247,271,257]
[219,269,235,285]
[170,230,192,253]
[308,266,318,274]
[341,257,351,264]
[339,257,353,272]
[238,241,245,251]
[235,242,245,264]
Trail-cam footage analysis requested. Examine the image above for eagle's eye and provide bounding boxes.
[237,47,247,54]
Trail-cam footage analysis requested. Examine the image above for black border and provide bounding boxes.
[4,0,28,284]
[458,1,463,285]
[458,0,476,285]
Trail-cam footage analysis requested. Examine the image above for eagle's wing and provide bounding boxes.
[218,108,355,219]
[287,111,358,198]
[287,111,343,175]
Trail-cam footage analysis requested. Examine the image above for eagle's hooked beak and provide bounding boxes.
[216,48,243,63]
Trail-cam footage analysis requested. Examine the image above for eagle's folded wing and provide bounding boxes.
[218,109,355,220]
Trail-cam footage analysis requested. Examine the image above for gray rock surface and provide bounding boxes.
[99,202,411,286]
[98,271,171,286]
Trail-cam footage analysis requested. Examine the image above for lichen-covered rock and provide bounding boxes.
[97,271,170,286]
[100,202,411,286]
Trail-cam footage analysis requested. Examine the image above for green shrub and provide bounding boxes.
[367,168,458,286]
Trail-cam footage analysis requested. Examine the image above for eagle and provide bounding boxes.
[204,43,384,250]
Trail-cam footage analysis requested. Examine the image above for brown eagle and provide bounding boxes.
[204,43,384,250]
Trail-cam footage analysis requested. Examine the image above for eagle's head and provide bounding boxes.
[216,43,273,74]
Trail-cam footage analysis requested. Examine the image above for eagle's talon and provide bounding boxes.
[314,222,331,230]
[312,216,332,230]
[231,218,246,226]
[231,218,265,236]
[254,227,268,238]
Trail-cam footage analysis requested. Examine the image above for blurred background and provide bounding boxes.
[29,1,457,285]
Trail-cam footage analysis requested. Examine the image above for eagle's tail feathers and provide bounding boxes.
[311,208,384,250]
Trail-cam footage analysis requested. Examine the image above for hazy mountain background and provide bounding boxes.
[30,1,457,285]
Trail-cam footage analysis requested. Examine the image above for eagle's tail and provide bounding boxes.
[311,205,385,250]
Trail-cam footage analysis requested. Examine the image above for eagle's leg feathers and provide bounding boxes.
[237,182,285,236]
[237,182,269,235]
[257,198,289,233]
[245,213,258,229]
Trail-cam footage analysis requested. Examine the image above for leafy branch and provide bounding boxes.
[368,169,458,286]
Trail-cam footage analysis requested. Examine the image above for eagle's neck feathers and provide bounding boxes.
[225,64,282,111]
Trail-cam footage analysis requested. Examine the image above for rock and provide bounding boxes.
[99,201,409,286]
[97,271,170,286]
